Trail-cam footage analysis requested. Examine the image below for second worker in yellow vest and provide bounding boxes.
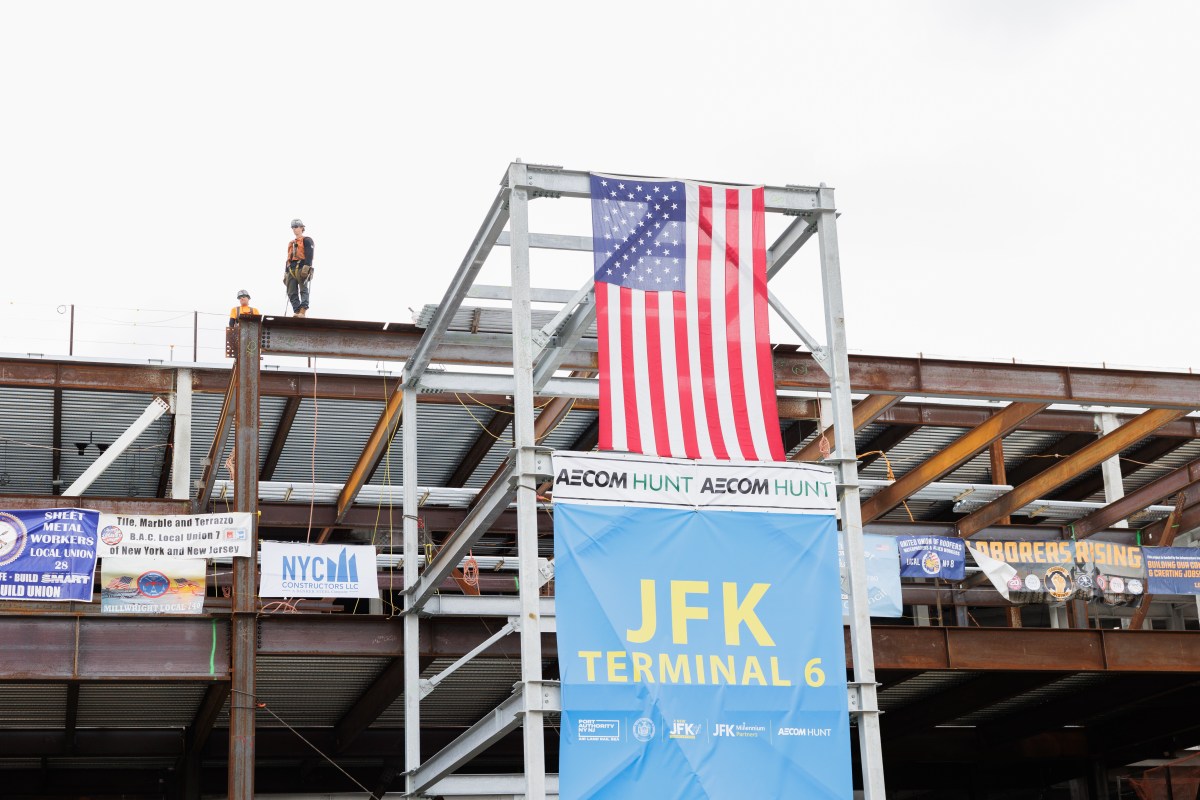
[229,289,260,327]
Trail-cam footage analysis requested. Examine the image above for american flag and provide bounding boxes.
[590,174,785,461]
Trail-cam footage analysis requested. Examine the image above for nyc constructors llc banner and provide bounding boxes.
[553,452,852,800]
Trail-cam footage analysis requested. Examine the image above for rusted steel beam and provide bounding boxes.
[259,396,301,481]
[792,394,901,462]
[446,406,512,488]
[1130,493,1190,630]
[229,318,260,800]
[877,404,1200,438]
[1072,458,1200,539]
[989,440,1010,526]
[1142,492,1200,545]
[1051,436,1191,502]
[1003,432,1096,487]
[858,423,921,470]
[956,409,1190,537]
[192,373,236,514]
[860,402,1048,523]
[334,656,435,753]
[316,386,406,544]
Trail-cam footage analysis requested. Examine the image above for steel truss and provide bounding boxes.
[357,162,888,798]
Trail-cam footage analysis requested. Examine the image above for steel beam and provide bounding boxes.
[407,682,561,797]
[446,405,513,488]
[63,395,170,496]
[1130,493,1189,630]
[1052,436,1191,502]
[405,187,510,386]
[956,409,1190,537]
[229,316,260,800]
[792,393,901,462]
[766,215,819,278]
[260,396,301,481]
[1143,493,1200,545]
[531,294,596,391]
[171,368,193,500]
[1071,458,1200,538]
[860,402,1047,523]
[50,389,63,495]
[193,373,236,513]
[402,387,421,797]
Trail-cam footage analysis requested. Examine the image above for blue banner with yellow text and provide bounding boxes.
[555,477,851,798]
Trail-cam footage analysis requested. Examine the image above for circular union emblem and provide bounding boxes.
[136,571,171,598]
[921,551,942,576]
[1044,566,1075,600]
[100,525,123,546]
[632,717,655,743]
[1024,574,1042,592]
[1095,574,1109,591]
[0,512,29,568]
[1109,576,1126,594]
[1127,578,1144,595]
[1007,575,1023,591]
[1076,573,1094,590]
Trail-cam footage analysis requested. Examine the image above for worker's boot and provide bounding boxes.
[295,308,307,318]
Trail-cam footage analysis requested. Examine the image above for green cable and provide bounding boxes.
[209,618,217,675]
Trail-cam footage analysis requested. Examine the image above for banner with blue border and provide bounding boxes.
[553,452,851,800]
[0,508,98,602]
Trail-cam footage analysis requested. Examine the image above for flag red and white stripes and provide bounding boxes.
[593,181,785,461]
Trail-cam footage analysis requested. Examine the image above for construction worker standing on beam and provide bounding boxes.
[284,218,314,317]
[228,289,259,326]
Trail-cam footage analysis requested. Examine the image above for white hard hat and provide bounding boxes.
[290,218,305,228]
[237,289,250,299]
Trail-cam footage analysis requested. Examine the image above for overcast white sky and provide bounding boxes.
[2,1,1196,372]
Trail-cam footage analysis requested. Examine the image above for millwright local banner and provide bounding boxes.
[968,540,1144,605]
[554,452,851,800]
[259,542,379,598]
[97,513,253,559]
[0,508,98,602]
[100,557,206,614]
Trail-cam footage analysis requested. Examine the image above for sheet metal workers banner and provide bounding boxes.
[553,452,851,800]
[259,542,379,598]
[897,534,966,580]
[97,512,253,559]
[1144,548,1200,595]
[967,540,1144,605]
[100,557,206,614]
[0,508,98,602]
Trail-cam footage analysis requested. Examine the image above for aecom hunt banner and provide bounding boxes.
[553,452,851,799]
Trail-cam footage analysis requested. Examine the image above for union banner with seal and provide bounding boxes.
[967,540,1144,605]
[0,508,98,602]
[1144,547,1200,595]
[553,452,851,799]
[897,534,966,580]
[100,557,206,614]
[97,513,253,559]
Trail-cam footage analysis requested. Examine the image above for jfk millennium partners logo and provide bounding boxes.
[280,547,361,592]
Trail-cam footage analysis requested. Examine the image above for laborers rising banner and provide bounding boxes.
[97,512,253,559]
[967,540,1145,605]
[0,508,98,602]
[553,452,852,800]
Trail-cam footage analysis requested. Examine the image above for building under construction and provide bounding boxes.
[0,163,1198,800]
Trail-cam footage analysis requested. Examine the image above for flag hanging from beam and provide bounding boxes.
[590,173,785,461]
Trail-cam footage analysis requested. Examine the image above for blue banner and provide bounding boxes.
[839,533,903,619]
[556,502,851,799]
[897,534,966,580]
[1144,547,1200,595]
[0,509,98,602]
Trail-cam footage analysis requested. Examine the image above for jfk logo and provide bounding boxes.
[669,720,702,739]
[282,548,360,584]
[713,723,736,737]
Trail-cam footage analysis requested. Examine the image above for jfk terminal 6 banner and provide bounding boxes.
[553,452,851,800]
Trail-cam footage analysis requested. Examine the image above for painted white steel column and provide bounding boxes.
[171,368,192,499]
[402,388,421,795]
[816,185,887,798]
[63,396,171,496]
[1096,413,1127,526]
[508,161,547,800]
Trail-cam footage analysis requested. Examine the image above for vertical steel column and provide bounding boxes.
[815,186,886,798]
[171,368,192,500]
[508,161,547,800]
[402,388,421,795]
[1097,413,1128,527]
[229,318,260,799]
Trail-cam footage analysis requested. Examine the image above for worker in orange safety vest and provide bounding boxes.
[228,289,260,326]
[284,218,314,317]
